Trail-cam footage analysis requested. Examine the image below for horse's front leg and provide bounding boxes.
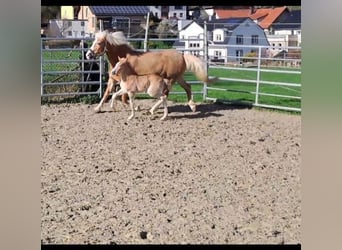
[94,78,115,113]
[110,88,126,110]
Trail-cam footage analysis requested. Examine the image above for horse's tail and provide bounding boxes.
[183,54,218,83]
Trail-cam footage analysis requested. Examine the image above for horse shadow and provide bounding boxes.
[94,100,253,119]
[168,100,253,120]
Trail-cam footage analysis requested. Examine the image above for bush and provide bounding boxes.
[242,52,257,63]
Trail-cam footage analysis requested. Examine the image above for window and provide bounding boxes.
[155,12,158,18]
[236,50,243,61]
[112,18,129,31]
[214,50,222,57]
[173,13,177,18]
[68,31,72,36]
[68,21,72,27]
[251,35,258,44]
[215,34,222,41]
[179,13,183,18]
[236,35,243,44]
[174,6,182,10]
[81,21,85,26]
[81,31,85,36]
[92,17,96,28]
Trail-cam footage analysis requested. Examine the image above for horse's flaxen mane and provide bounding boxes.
[96,30,134,49]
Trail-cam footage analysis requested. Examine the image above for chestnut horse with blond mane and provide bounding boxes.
[111,56,169,121]
[86,30,217,113]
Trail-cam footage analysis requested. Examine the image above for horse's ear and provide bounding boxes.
[118,56,121,60]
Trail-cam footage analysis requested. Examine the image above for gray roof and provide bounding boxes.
[173,40,185,47]
[89,6,149,16]
[206,17,249,31]
[182,17,250,32]
[272,10,301,30]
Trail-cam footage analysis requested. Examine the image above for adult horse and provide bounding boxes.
[86,30,217,113]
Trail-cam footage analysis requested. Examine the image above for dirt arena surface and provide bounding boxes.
[41,100,301,244]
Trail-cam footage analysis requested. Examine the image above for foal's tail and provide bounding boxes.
[183,54,218,84]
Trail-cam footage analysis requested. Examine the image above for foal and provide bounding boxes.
[110,56,169,121]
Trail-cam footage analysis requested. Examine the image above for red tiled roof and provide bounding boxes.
[215,6,287,29]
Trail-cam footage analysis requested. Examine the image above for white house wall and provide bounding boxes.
[212,29,225,42]
[149,6,162,18]
[208,46,228,61]
[168,6,187,19]
[179,22,203,39]
[179,22,205,56]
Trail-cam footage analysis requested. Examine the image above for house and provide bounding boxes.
[149,6,187,20]
[46,19,89,38]
[77,6,150,37]
[214,6,289,33]
[214,6,301,55]
[173,17,270,63]
[271,9,301,45]
[60,6,74,20]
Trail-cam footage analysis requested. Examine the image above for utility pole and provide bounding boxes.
[143,12,150,52]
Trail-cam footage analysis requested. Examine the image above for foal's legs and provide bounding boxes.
[127,92,136,121]
[149,95,168,120]
[177,76,196,112]
[110,88,126,110]
[94,77,129,113]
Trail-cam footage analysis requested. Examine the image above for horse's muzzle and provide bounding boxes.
[86,50,94,60]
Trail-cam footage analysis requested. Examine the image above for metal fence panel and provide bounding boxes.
[40,35,301,112]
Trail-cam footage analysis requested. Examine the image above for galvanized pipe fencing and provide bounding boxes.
[41,37,104,98]
[41,35,301,112]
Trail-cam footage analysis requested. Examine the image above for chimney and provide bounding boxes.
[250,6,255,15]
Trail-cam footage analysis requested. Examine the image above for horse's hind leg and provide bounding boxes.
[160,95,168,121]
[177,76,196,112]
[150,98,164,116]
[127,92,136,121]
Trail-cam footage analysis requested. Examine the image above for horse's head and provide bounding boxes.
[86,33,107,60]
[111,56,128,75]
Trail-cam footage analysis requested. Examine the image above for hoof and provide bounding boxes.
[190,105,196,112]
[188,100,196,112]
[94,107,101,113]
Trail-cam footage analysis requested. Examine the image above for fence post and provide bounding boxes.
[255,46,262,105]
[143,12,150,52]
[41,38,44,96]
[203,21,208,101]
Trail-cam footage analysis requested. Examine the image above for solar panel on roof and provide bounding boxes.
[91,6,149,15]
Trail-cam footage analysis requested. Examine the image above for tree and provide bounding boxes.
[155,18,177,39]
[41,6,60,23]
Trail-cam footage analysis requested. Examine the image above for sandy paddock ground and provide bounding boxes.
[41,100,301,244]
